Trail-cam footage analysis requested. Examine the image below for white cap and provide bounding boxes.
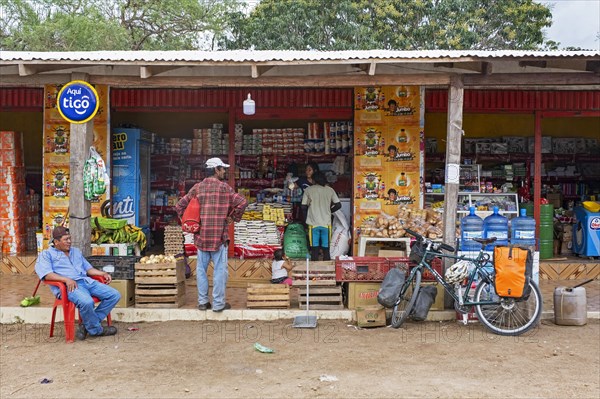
[205,157,230,168]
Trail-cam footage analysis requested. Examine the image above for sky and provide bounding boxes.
[537,0,600,49]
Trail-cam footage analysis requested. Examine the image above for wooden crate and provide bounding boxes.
[246,284,290,309]
[135,282,186,308]
[298,285,343,310]
[134,260,185,284]
[291,260,336,287]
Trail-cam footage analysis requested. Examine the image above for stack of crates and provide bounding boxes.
[0,131,28,254]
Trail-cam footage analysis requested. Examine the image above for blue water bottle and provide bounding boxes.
[511,208,536,247]
[460,206,484,251]
[483,206,509,250]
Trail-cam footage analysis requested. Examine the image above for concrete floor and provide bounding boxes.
[0,273,598,325]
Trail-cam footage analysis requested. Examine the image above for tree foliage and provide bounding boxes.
[221,0,554,51]
[1,0,556,51]
[0,0,245,51]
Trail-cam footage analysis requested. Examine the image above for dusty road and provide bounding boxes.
[1,319,598,398]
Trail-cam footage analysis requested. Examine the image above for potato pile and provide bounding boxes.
[361,206,444,239]
[139,254,177,264]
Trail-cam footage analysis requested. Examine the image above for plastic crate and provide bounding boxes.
[388,256,442,281]
[87,255,141,280]
[335,257,390,282]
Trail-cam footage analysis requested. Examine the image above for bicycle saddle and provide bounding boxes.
[472,237,497,245]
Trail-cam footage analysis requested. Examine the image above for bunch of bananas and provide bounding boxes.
[91,223,147,249]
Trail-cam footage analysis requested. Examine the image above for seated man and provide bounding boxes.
[35,226,120,340]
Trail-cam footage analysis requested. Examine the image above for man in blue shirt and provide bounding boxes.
[35,226,120,340]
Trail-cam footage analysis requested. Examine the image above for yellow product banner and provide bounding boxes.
[44,153,70,167]
[355,155,384,171]
[353,85,424,253]
[43,166,70,199]
[44,123,70,155]
[42,209,69,241]
[93,85,109,123]
[354,125,385,156]
[386,125,421,156]
[43,197,69,212]
[381,86,421,119]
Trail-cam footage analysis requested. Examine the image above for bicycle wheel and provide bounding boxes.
[474,280,542,336]
[391,269,421,329]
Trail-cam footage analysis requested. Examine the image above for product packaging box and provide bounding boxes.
[110,279,135,308]
[346,282,381,309]
[355,306,387,328]
[91,243,140,256]
[546,193,562,209]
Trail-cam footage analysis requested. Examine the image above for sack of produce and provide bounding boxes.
[283,223,308,259]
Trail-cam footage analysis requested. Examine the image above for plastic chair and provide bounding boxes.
[41,276,113,343]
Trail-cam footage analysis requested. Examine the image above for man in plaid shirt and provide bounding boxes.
[176,157,248,312]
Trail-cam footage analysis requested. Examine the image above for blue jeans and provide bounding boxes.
[66,279,120,336]
[197,244,228,310]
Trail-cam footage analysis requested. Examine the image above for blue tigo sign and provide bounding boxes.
[56,81,99,124]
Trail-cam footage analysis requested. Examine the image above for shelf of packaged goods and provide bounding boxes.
[427,153,600,164]
[151,180,181,190]
[150,206,178,215]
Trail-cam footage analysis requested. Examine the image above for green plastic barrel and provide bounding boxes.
[521,203,534,217]
[539,204,554,259]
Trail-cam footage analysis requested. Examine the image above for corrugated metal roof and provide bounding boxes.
[2,50,599,63]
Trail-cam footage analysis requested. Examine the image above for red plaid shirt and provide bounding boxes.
[176,177,248,251]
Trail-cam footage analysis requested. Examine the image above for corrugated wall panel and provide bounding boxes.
[2,87,598,113]
[110,88,354,110]
[426,89,600,112]
[0,88,44,110]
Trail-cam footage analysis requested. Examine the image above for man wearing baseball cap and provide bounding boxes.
[35,226,120,340]
[176,157,248,312]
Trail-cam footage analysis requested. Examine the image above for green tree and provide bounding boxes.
[221,0,554,50]
[0,0,245,51]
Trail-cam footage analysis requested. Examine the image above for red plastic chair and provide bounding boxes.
[41,276,113,343]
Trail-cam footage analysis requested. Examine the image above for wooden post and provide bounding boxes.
[533,111,542,240]
[443,75,464,251]
[68,73,93,256]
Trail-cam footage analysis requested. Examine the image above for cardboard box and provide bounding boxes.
[546,193,562,209]
[110,279,135,308]
[91,243,141,256]
[347,282,381,309]
[356,306,386,328]
[378,249,406,258]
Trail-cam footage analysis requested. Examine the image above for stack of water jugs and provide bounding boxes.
[460,206,536,251]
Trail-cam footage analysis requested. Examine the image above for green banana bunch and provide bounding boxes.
[20,295,40,307]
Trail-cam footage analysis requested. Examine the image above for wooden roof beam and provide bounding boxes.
[519,60,547,69]
[140,65,184,79]
[434,61,490,73]
[586,61,600,74]
[250,65,274,78]
[368,61,377,76]
[18,63,73,76]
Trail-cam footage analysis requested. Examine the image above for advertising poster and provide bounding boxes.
[353,86,424,251]
[42,84,110,247]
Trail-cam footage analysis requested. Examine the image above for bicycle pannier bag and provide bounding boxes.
[411,285,438,321]
[493,245,532,298]
[377,268,406,308]
[181,197,201,233]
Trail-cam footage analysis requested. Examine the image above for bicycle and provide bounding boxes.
[391,229,543,336]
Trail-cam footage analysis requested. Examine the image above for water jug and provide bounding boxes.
[483,206,509,250]
[460,207,484,251]
[554,286,587,326]
[511,208,536,247]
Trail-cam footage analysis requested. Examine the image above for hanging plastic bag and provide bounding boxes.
[84,146,109,200]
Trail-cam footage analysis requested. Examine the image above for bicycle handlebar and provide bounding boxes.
[404,228,455,253]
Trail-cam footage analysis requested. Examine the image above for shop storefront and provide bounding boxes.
[1,50,599,287]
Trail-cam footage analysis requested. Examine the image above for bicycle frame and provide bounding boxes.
[408,241,496,308]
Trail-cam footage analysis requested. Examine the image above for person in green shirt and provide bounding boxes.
[301,172,341,261]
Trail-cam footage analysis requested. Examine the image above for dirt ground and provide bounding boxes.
[1,318,599,399]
